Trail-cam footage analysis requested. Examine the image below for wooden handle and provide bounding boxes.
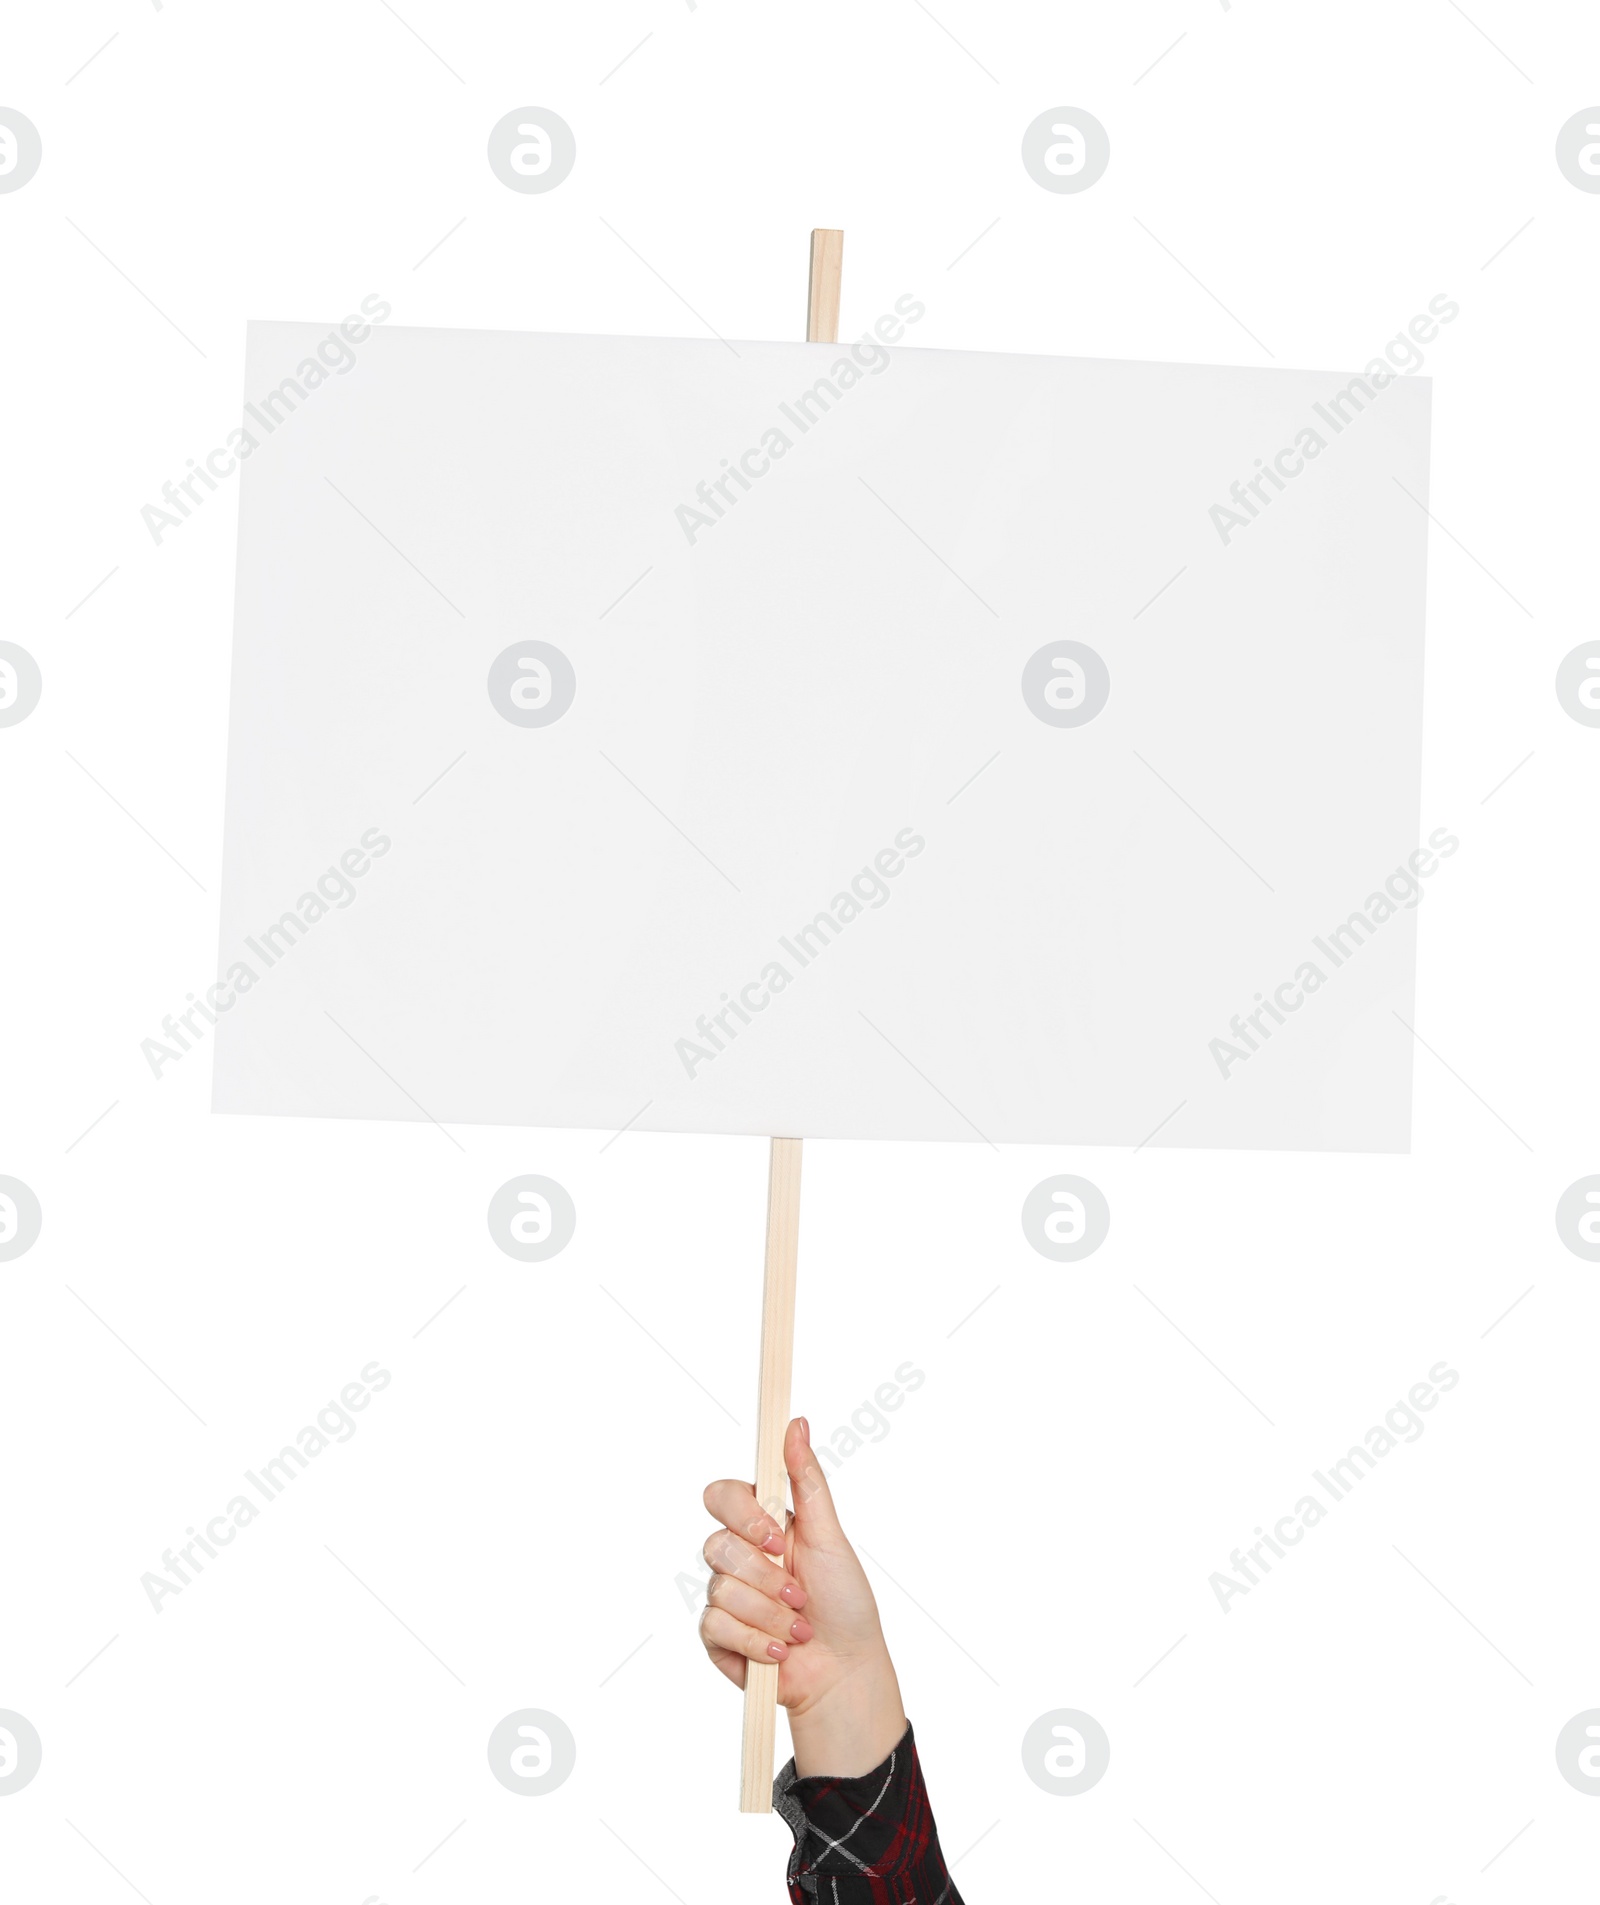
[806,228,844,346]
[739,230,840,1817]
[739,1136,804,1810]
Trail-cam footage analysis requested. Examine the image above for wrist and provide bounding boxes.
[788,1658,907,1779]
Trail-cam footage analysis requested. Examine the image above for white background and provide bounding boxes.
[2,4,1597,1903]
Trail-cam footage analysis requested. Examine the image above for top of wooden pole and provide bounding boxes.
[807,229,843,345]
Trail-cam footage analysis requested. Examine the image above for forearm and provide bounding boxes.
[777,1721,964,1905]
[787,1653,908,1779]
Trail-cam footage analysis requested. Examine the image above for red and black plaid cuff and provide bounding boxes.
[773,1722,965,1903]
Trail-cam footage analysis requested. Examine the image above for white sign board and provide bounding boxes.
[214,319,1432,1150]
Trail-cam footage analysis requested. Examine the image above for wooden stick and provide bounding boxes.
[738,1135,804,1811]
[806,228,844,348]
[738,230,842,1817]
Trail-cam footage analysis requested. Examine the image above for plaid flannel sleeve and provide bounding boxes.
[773,1722,965,1903]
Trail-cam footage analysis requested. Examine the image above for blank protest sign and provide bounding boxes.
[213,320,1431,1151]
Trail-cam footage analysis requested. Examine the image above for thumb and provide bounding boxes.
[784,1416,844,1540]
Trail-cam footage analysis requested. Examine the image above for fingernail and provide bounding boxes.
[798,1417,810,1444]
[790,1618,814,1642]
[780,1582,806,1608]
[767,1641,787,1660]
[762,1531,787,1555]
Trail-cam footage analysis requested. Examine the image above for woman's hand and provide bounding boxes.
[700,1416,907,1778]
